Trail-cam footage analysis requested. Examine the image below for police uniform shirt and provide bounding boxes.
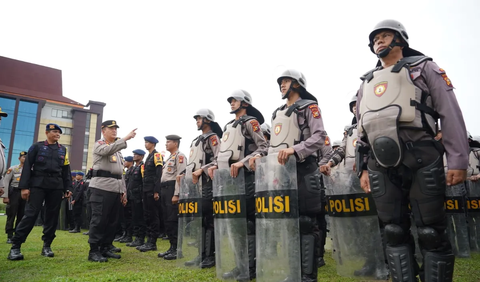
[356,60,469,170]
[129,161,144,191]
[199,131,221,176]
[18,141,72,192]
[163,151,187,196]
[239,118,268,167]
[89,138,127,194]
[2,165,23,199]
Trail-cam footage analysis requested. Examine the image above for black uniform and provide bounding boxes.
[9,140,72,256]
[127,161,147,245]
[120,166,134,241]
[71,178,86,232]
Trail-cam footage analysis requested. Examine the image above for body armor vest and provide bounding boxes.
[468,149,480,177]
[345,125,357,159]
[359,56,438,168]
[217,116,255,168]
[143,151,157,189]
[188,132,215,171]
[269,100,316,155]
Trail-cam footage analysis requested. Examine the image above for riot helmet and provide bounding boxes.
[332,140,342,149]
[349,94,357,114]
[261,123,271,139]
[193,108,223,138]
[277,69,317,102]
[227,89,265,124]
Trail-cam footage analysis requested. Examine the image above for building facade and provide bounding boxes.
[0,56,105,171]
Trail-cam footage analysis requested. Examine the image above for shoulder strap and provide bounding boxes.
[361,67,381,83]
[233,115,255,128]
[285,99,317,117]
[392,56,432,73]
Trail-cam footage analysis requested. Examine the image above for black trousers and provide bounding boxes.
[11,188,64,245]
[143,191,160,239]
[72,200,83,228]
[122,199,133,236]
[160,184,178,244]
[131,196,146,238]
[65,198,74,230]
[88,188,121,246]
[5,188,26,236]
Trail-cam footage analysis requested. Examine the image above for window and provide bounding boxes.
[0,97,16,158]
[60,127,72,135]
[51,109,72,119]
[11,101,38,164]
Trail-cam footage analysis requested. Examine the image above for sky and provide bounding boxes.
[2,0,479,158]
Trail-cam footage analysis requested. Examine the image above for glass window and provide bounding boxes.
[11,100,38,165]
[0,96,17,158]
[52,109,57,117]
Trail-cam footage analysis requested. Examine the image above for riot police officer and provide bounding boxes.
[208,89,268,281]
[178,108,223,268]
[356,20,469,281]
[267,69,332,282]
[126,150,147,247]
[87,120,136,262]
[137,136,163,252]
[158,135,187,260]
[7,123,73,260]
[3,151,28,243]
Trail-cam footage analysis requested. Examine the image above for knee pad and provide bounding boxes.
[299,216,315,234]
[417,227,443,251]
[384,224,406,246]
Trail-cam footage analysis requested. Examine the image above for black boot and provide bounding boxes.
[127,237,144,247]
[119,235,133,243]
[82,231,89,235]
[300,234,318,282]
[41,243,55,257]
[138,237,157,252]
[184,256,202,267]
[164,242,179,260]
[101,245,121,259]
[88,243,107,262]
[108,244,121,253]
[317,257,326,268]
[6,233,13,244]
[158,243,174,258]
[199,228,215,268]
[7,244,24,260]
[247,234,256,280]
[69,225,81,233]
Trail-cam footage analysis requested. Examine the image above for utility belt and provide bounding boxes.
[92,170,122,179]
[160,180,175,188]
[33,171,62,178]
[369,139,444,162]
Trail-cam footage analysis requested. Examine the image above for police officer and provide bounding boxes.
[261,123,271,145]
[70,171,86,233]
[82,169,93,235]
[126,149,148,247]
[179,108,223,268]
[87,120,136,262]
[208,89,268,280]
[117,156,134,243]
[158,135,187,260]
[0,107,7,199]
[3,151,28,243]
[356,20,469,281]
[7,123,73,260]
[137,136,163,252]
[264,69,332,281]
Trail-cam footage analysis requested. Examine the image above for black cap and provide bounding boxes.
[46,123,63,133]
[101,120,119,128]
[19,151,27,157]
[165,134,182,141]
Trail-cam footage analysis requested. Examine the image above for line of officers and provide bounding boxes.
[1,19,476,282]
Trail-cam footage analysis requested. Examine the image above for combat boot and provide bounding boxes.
[127,237,144,247]
[41,243,55,258]
[88,243,107,262]
[317,257,326,268]
[6,233,13,244]
[158,243,173,258]
[138,237,157,252]
[119,235,133,243]
[7,244,24,260]
[163,248,179,260]
[107,244,121,253]
[69,225,81,233]
[82,231,89,235]
[184,256,201,267]
[101,245,121,259]
[199,256,215,268]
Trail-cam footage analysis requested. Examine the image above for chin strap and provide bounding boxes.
[377,32,407,58]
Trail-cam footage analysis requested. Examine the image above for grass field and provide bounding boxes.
[0,215,479,282]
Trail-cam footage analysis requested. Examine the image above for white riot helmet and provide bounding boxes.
[193,108,223,138]
[467,131,473,140]
[227,89,265,124]
[332,140,342,148]
[261,123,271,138]
[277,69,317,102]
[349,94,357,113]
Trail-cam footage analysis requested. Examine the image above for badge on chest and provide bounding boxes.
[110,155,117,163]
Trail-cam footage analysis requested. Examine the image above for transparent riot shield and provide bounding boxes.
[325,159,388,279]
[467,180,480,251]
[255,153,301,282]
[177,168,203,267]
[213,167,249,280]
[445,183,470,258]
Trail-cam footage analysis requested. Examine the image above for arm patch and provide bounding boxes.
[210,135,218,146]
[154,153,163,166]
[309,104,321,119]
[250,120,260,132]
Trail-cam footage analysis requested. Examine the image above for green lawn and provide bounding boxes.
[0,215,479,281]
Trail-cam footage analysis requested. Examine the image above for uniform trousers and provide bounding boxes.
[88,188,121,246]
[5,188,26,236]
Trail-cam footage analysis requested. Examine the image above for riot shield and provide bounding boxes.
[467,180,480,251]
[213,167,249,280]
[325,159,388,279]
[177,168,203,267]
[445,183,470,258]
[255,153,301,282]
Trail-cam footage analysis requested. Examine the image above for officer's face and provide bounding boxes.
[280,78,293,96]
[133,154,144,161]
[145,141,154,151]
[352,104,357,115]
[103,126,118,140]
[46,129,61,141]
[196,116,203,128]
[19,155,26,164]
[230,98,241,112]
[165,140,178,152]
[75,174,83,180]
[372,30,403,55]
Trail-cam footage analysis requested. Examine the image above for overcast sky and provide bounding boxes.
[2,0,479,158]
